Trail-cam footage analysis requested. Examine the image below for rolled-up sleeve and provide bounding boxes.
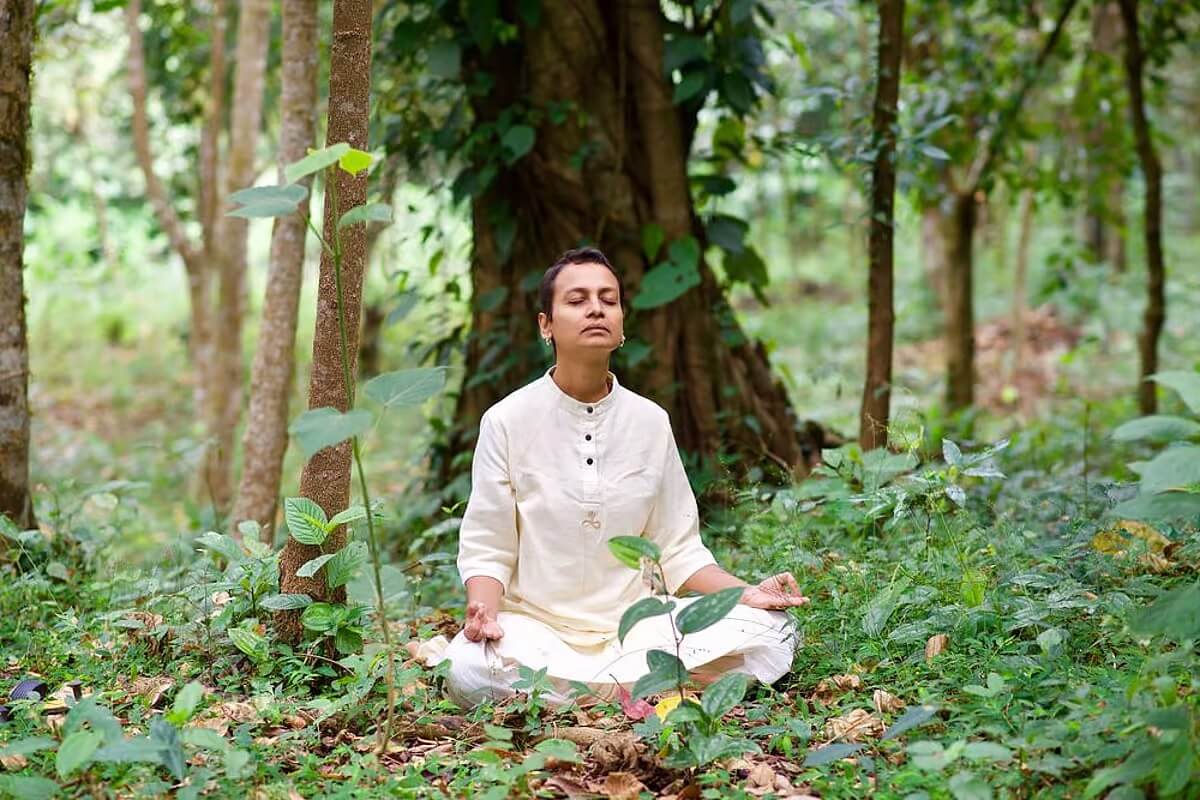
[456,411,518,591]
[644,418,717,595]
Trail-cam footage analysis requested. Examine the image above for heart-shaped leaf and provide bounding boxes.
[618,597,675,643]
[289,407,373,458]
[285,142,350,183]
[363,367,447,409]
[608,536,662,570]
[338,202,392,229]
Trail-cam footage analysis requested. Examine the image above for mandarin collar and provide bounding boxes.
[543,365,619,418]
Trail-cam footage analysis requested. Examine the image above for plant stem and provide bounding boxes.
[326,176,397,754]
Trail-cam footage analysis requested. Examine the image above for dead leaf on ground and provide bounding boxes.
[544,775,592,799]
[129,676,174,708]
[925,634,949,663]
[192,700,261,736]
[589,731,640,773]
[823,708,885,742]
[872,689,906,714]
[0,753,27,770]
[600,771,647,800]
[812,673,862,703]
[745,762,777,794]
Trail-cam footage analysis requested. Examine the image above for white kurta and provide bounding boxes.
[440,365,797,706]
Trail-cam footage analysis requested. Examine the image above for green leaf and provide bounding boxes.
[1150,370,1200,414]
[56,730,102,778]
[673,71,707,104]
[1138,445,1200,494]
[338,147,373,176]
[676,587,744,635]
[149,718,186,780]
[325,541,368,589]
[607,536,662,569]
[0,737,56,758]
[948,770,992,800]
[289,407,373,458]
[224,748,252,780]
[706,215,747,254]
[259,593,313,611]
[618,597,675,643]
[329,505,370,527]
[803,742,864,767]
[943,439,963,466]
[666,700,706,725]
[631,259,701,310]
[646,648,687,681]
[632,664,683,700]
[723,246,769,288]
[363,367,447,409]
[1108,491,1200,522]
[534,739,580,762]
[228,184,308,208]
[0,776,61,800]
[297,553,336,578]
[284,496,330,546]
[93,736,166,765]
[664,35,706,72]
[302,602,339,633]
[170,681,204,723]
[1130,581,1200,641]
[196,531,243,564]
[501,124,536,163]
[1113,415,1200,442]
[667,236,700,270]
[334,627,363,655]
[963,742,1013,762]
[228,627,269,662]
[641,223,665,262]
[881,704,938,740]
[700,672,747,719]
[181,727,230,751]
[284,142,350,183]
[338,202,392,229]
[226,198,306,218]
[63,699,122,742]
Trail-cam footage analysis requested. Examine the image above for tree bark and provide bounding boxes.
[437,1,819,501]
[206,0,272,515]
[859,0,905,450]
[1080,1,1125,267]
[278,0,373,641]
[943,191,977,410]
[1117,0,1166,414]
[233,0,318,539]
[0,0,37,530]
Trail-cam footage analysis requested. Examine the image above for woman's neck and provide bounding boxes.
[550,360,612,403]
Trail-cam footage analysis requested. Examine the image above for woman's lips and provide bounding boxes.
[584,326,609,333]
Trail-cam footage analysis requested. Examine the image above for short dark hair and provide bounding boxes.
[539,247,624,321]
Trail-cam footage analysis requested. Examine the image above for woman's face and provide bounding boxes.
[538,262,624,356]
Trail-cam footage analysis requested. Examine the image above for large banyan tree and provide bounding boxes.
[379,0,828,498]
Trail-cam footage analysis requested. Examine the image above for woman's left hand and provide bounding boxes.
[740,572,810,610]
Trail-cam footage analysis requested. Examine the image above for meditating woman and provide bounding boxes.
[441,247,808,708]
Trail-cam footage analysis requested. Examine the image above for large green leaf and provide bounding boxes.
[673,71,707,104]
[63,699,121,742]
[169,681,204,723]
[803,742,864,767]
[631,259,700,310]
[607,536,661,569]
[289,407,373,458]
[259,593,312,611]
[363,367,447,409]
[676,587,744,635]
[632,664,683,700]
[501,124,536,163]
[1130,582,1200,641]
[1150,370,1200,414]
[646,648,686,681]
[326,541,368,589]
[56,730,102,777]
[1138,445,1200,494]
[338,202,392,230]
[296,553,335,578]
[93,736,167,766]
[0,776,61,800]
[302,603,339,633]
[1109,491,1200,522]
[700,672,747,719]
[285,142,350,183]
[226,184,308,219]
[1112,415,1200,443]
[228,626,269,662]
[284,497,330,546]
[618,597,675,643]
[882,705,939,740]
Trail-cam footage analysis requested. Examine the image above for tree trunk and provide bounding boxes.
[233,0,318,539]
[438,1,817,500]
[202,0,272,515]
[1080,1,1125,266]
[860,0,905,450]
[0,0,37,530]
[921,204,950,319]
[1117,0,1166,415]
[278,0,373,642]
[943,192,977,410]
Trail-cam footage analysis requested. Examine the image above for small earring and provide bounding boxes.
[542,336,552,346]
[619,334,626,347]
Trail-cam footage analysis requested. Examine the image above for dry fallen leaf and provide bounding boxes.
[601,772,647,800]
[748,762,776,788]
[823,708,885,742]
[872,689,906,714]
[813,673,862,703]
[0,753,27,770]
[129,676,174,708]
[925,634,949,663]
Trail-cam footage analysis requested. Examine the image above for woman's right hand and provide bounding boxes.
[463,600,505,642]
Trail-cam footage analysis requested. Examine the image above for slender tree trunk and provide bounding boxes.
[1080,1,1125,266]
[438,1,818,500]
[278,0,373,641]
[0,0,37,530]
[205,0,272,515]
[860,0,905,450]
[944,192,977,410]
[1010,187,1035,370]
[233,0,318,539]
[1117,0,1166,414]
